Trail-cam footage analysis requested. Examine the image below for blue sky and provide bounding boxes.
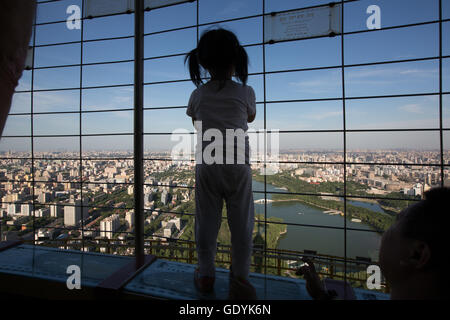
[0,0,449,155]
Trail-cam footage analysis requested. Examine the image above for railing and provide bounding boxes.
[22,237,389,294]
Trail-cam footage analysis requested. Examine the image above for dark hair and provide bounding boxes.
[184,28,248,90]
[399,187,450,269]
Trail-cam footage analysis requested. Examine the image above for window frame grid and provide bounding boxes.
[0,0,446,293]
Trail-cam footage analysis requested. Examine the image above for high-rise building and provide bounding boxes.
[34,208,50,218]
[64,199,88,227]
[100,214,120,239]
[7,203,20,216]
[161,189,171,205]
[38,192,52,204]
[125,210,134,228]
[20,203,34,216]
[50,204,62,218]
[127,185,134,195]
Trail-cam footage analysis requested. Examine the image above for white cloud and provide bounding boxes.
[305,111,342,121]
[398,103,424,114]
[219,1,247,15]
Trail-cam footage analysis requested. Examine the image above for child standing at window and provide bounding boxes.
[185,28,257,299]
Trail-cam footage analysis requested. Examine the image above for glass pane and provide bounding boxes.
[82,136,133,158]
[34,43,81,68]
[144,134,193,156]
[445,131,450,165]
[199,0,261,24]
[82,86,133,111]
[2,115,31,136]
[346,96,440,130]
[345,230,383,290]
[345,24,438,65]
[0,138,31,158]
[347,229,382,261]
[36,0,82,24]
[82,111,133,134]
[265,0,331,13]
[444,0,450,20]
[83,14,134,40]
[83,38,133,64]
[346,163,436,210]
[266,69,342,101]
[266,37,341,72]
[442,21,450,56]
[445,95,450,129]
[35,21,81,46]
[10,93,31,114]
[82,61,133,87]
[246,45,263,74]
[144,56,188,83]
[0,181,32,206]
[247,74,264,102]
[145,1,196,33]
[144,108,193,133]
[346,131,441,163]
[34,137,80,155]
[346,196,394,233]
[144,27,196,58]
[267,101,343,131]
[247,103,264,131]
[257,168,345,223]
[276,132,344,156]
[34,114,79,136]
[345,60,439,98]
[275,224,344,258]
[199,17,262,46]
[83,159,134,185]
[444,58,450,92]
[16,70,32,92]
[344,0,439,33]
[34,90,80,113]
[144,82,196,108]
[34,66,80,90]
[34,159,80,183]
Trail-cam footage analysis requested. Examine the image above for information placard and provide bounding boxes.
[264,4,342,43]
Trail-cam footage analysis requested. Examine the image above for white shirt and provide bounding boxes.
[186,80,256,164]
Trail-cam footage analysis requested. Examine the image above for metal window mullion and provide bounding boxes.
[439,0,445,186]
[134,0,145,267]
[79,0,85,253]
[340,0,349,299]
[262,0,269,297]
[31,7,38,247]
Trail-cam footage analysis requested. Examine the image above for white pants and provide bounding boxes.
[195,163,254,280]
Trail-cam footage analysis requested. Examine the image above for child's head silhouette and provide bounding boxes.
[185,28,248,90]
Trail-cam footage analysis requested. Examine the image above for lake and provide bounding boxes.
[252,180,382,261]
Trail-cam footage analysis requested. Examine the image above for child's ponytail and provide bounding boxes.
[185,48,202,87]
[234,45,248,86]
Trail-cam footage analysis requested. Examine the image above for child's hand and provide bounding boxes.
[247,113,255,123]
[296,257,329,300]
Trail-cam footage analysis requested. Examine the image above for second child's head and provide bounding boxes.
[379,187,450,298]
[185,28,248,89]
